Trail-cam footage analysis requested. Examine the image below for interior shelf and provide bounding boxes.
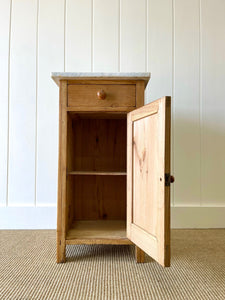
[66,220,131,245]
[67,171,127,176]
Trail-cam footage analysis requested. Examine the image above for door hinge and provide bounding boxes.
[165,173,170,186]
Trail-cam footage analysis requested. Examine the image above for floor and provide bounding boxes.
[0,229,224,300]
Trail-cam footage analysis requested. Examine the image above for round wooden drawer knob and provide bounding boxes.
[97,90,106,100]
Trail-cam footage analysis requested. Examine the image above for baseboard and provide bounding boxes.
[0,206,57,229]
[171,206,225,228]
[0,206,224,229]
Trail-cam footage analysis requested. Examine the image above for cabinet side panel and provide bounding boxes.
[57,80,67,263]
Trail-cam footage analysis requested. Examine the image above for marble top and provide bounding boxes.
[52,72,151,86]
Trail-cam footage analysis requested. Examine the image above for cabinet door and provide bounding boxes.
[127,97,171,267]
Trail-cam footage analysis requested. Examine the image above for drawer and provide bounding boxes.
[68,84,136,108]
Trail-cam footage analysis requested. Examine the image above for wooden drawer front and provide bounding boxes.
[68,84,136,108]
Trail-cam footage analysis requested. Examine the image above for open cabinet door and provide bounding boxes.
[127,96,171,267]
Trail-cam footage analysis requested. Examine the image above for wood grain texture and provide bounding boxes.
[57,80,67,263]
[66,220,130,244]
[56,77,152,257]
[8,0,37,206]
[68,112,127,119]
[0,0,11,205]
[66,0,92,71]
[135,246,145,263]
[67,106,134,113]
[66,238,132,245]
[67,171,126,176]
[53,77,150,87]
[68,84,136,108]
[126,112,132,239]
[70,175,126,221]
[136,81,145,108]
[133,111,159,236]
[66,114,75,232]
[66,174,74,233]
[68,118,127,172]
[36,0,64,206]
[127,97,171,267]
[67,80,138,85]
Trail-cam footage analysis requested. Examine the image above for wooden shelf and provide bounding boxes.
[66,220,132,245]
[67,171,127,176]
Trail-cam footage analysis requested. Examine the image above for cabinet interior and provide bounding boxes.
[66,112,128,241]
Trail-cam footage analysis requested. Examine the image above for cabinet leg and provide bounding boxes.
[135,246,145,263]
[57,234,66,263]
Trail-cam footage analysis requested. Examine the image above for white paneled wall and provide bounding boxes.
[201,0,225,206]
[0,0,225,228]
[0,0,11,206]
[120,0,146,72]
[93,0,119,72]
[66,0,92,72]
[174,0,201,206]
[36,0,64,206]
[8,0,37,206]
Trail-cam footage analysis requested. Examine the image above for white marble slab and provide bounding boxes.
[51,72,151,86]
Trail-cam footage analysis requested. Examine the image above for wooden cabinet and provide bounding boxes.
[52,73,172,267]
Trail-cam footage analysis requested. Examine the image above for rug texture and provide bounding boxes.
[0,229,224,300]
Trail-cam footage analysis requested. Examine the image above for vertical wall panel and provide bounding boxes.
[146,0,173,102]
[201,0,225,205]
[66,0,92,72]
[36,0,64,206]
[93,0,119,72]
[1,0,225,228]
[0,0,11,206]
[174,0,201,206]
[8,0,37,206]
[146,0,173,205]
[120,0,146,71]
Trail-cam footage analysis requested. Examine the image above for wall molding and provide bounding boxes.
[171,206,225,228]
[0,206,57,229]
[0,206,224,229]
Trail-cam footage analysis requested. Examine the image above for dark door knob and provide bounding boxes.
[170,175,175,183]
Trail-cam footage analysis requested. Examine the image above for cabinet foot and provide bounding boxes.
[57,237,66,263]
[135,246,145,263]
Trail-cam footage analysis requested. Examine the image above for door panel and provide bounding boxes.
[127,96,171,267]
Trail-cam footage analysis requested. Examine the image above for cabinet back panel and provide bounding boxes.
[70,175,126,220]
[68,118,127,172]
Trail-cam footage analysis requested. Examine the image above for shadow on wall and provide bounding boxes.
[172,115,225,206]
[144,87,225,206]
